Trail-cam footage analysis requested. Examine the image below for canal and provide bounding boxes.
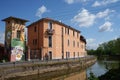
[4,57,119,80]
[52,60,119,80]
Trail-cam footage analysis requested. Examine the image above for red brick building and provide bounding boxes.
[27,18,87,60]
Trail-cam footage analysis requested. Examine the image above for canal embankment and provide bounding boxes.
[0,56,96,80]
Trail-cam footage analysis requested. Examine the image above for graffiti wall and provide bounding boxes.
[5,25,12,55]
[5,26,25,61]
[11,38,25,61]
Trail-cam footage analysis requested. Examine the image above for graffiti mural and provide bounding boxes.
[11,38,25,61]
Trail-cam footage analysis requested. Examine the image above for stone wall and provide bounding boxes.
[0,56,96,80]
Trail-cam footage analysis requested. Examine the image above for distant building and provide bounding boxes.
[27,18,87,60]
[2,16,28,62]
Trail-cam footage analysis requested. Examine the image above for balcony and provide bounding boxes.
[46,29,55,35]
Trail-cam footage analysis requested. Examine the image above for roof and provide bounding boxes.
[27,18,81,33]
[2,16,29,22]
[80,35,86,44]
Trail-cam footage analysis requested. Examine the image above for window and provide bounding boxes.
[73,52,75,58]
[68,52,70,58]
[68,28,69,35]
[73,31,75,36]
[35,39,37,45]
[33,39,37,45]
[34,26,36,32]
[78,52,79,57]
[65,28,67,34]
[33,40,34,45]
[81,45,84,50]
[17,30,21,39]
[68,39,70,46]
[48,36,52,47]
[77,33,79,38]
[77,42,79,47]
[73,41,75,47]
[48,22,52,29]
[66,52,70,59]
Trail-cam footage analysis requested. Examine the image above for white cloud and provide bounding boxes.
[105,16,111,21]
[86,38,98,50]
[36,5,49,18]
[92,1,101,7]
[92,0,119,7]
[65,0,88,4]
[0,33,5,43]
[99,21,113,32]
[96,9,114,18]
[65,0,74,4]
[72,8,114,28]
[86,38,95,44]
[72,8,96,27]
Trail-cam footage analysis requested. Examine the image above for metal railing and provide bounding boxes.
[0,55,96,68]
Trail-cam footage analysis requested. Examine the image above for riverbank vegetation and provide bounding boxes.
[87,37,120,80]
[88,68,120,80]
[87,37,120,57]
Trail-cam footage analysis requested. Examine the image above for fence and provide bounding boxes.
[0,55,96,68]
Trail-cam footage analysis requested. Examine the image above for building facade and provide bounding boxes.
[27,18,87,60]
[2,16,28,62]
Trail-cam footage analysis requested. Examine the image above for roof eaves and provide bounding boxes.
[2,16,29,22]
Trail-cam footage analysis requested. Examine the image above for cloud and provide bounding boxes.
[0,33,5,43]
[65,0,74,4]
[64,0,88,4]
[86,38,98,50]
[96,9,114,18]
[92,0,119,7]
[36,5,49,18]
[92,1,101,7]
[72,8,114,28]
[86,38,95,44]
[99,21,113,32]
[72,8,96,27]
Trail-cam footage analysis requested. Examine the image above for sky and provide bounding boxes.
[0,0,120,50]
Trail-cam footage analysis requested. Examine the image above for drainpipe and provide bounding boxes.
[62,27,64,59]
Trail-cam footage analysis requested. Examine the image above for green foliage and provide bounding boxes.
[87,37,120,56]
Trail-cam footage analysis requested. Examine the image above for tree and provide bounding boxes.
[87,37,120,56]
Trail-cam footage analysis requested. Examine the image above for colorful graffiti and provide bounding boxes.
[11,38,25,61]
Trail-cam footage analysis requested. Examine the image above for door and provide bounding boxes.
[49,51,52,60]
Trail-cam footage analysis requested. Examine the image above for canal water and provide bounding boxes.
[52,60,119,80]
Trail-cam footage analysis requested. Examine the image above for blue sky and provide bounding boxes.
[0,0,120,49]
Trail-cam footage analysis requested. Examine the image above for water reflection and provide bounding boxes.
[87,61,108,77]
[53,70,87,80]
[45,60,119,80]
[87,60,119,77]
